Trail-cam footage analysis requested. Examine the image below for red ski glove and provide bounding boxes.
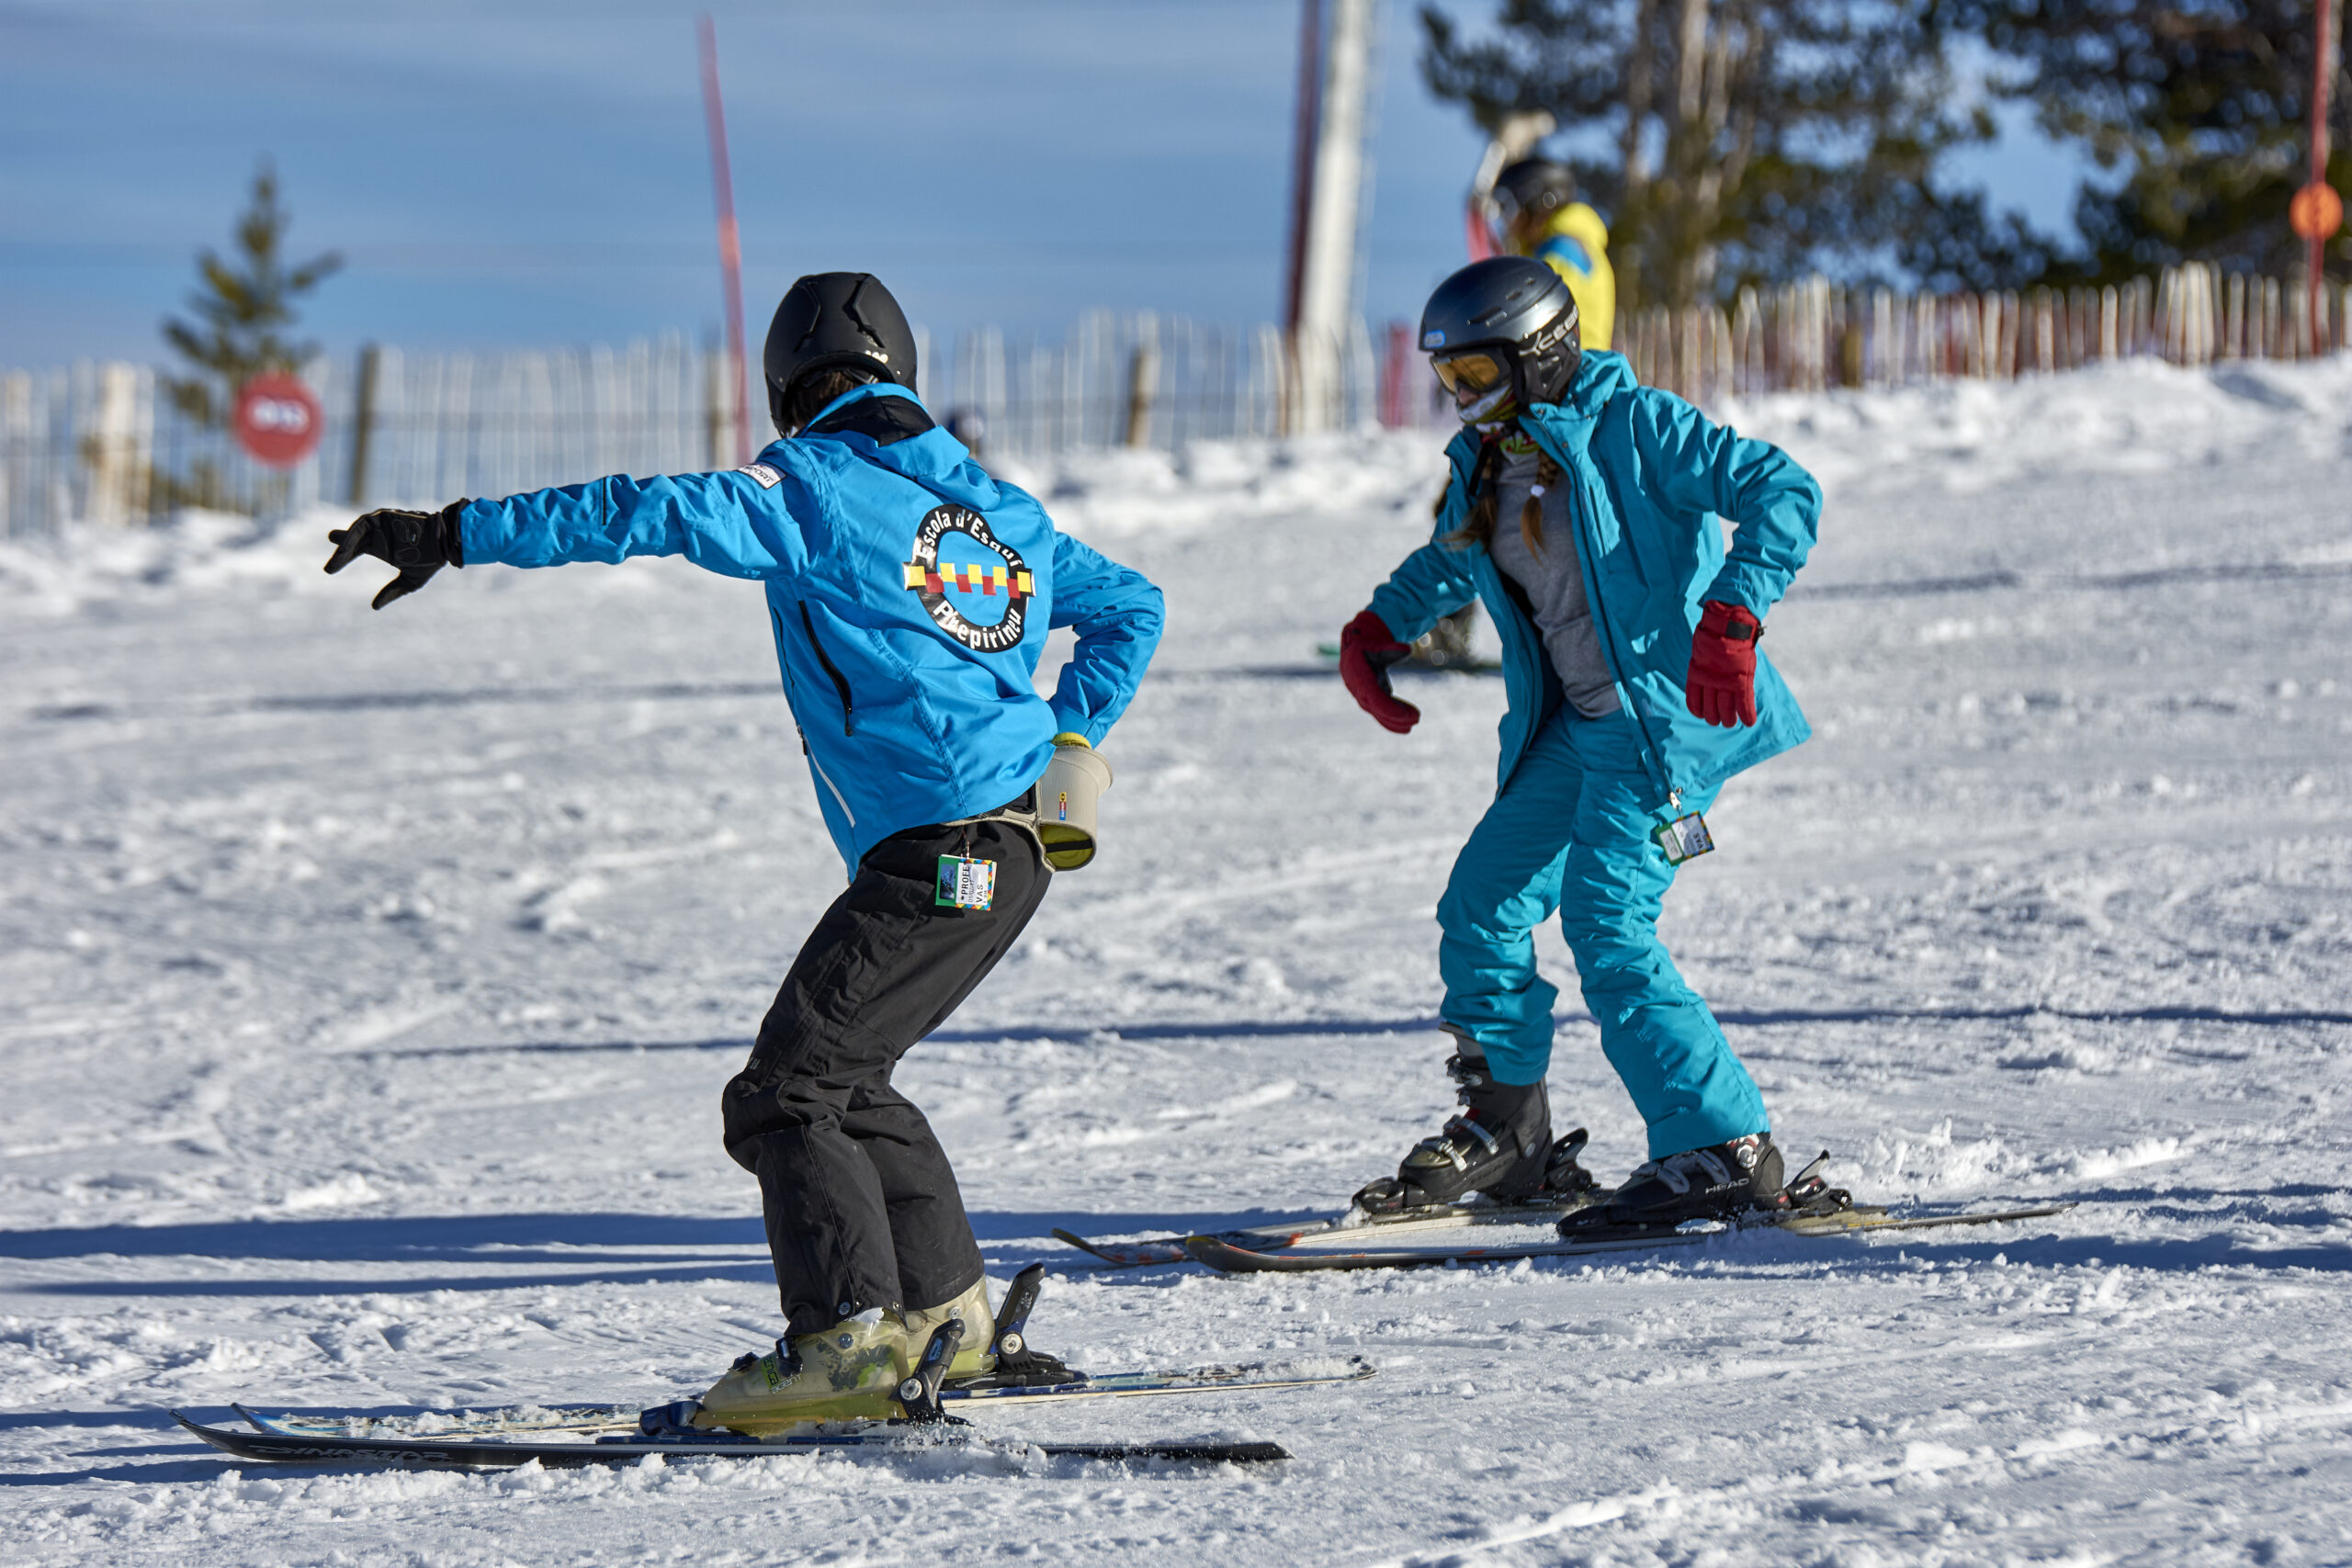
[1685,601,1762,728]
[1339,609,1419,734]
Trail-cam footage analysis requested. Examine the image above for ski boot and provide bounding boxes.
[937,1264,1081,1390]
[682,1310,926,1436]
[1352,1052,1580,1215]
[1561,1132,1784,1235]
[653,1269,1083,1437]
[902,1275,997,1382]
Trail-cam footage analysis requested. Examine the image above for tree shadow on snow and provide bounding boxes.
[0,1457,234,1489]
[0,1212,766,1264]
[0,1412,240,1488]
[1679,1221,2352,1280]
[0,1206,1271,1298]
[4,1212,771,1298]
[348,1000,2352,1066]
[361,1015,1452,1060]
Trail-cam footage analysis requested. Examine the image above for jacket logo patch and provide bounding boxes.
[901,505,1033,653]
[736,462,782,488]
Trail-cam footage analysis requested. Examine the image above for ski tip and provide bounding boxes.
[1181,1235,1260,1272]
[1204,1440,1290,1463]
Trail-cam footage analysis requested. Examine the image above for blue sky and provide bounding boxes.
[1,0,2085,369]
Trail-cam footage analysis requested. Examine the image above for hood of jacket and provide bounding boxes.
[786,381,1008,514]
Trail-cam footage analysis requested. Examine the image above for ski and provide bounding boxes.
[236,1359,1377,1442]
[174,1410,1288,1469]
[1182,1202,2076,1275]
[1054,1194,1600,1270]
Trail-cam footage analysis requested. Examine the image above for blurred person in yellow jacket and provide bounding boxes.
[1493,160,1614,353]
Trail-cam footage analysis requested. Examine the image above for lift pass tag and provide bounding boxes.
[935,855,998,910]
[1652,811,1715,866]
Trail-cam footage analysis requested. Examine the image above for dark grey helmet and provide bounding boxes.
[763,273,917,434]
[1493,159,1577,230]
[1418,256,1581,423]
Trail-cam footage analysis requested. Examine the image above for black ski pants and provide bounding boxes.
[722,816,1050,1337]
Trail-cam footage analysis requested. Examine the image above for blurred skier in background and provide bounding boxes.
[1336,256,1820,1235]
[1492,158,1615,353]
[323,272,1163,1432]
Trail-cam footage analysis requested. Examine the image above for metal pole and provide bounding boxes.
[346,343,379,505]
[698,14,752,465]
[1294,0,1374,433]
[1281,0,1321,340]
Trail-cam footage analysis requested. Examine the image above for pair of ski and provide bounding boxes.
[1056,1152,2075,1274]
[174,1265,1371,1472]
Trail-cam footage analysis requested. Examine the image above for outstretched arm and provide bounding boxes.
[461,468,813,581]
[326,468,819,606]
[1045,532,1164,744]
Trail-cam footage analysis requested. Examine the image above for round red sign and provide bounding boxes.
[2290,181,2344,243]
[233,373,324,468]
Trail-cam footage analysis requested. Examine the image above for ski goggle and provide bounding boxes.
[1430,349,1510,402]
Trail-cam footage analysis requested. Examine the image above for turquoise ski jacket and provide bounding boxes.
[459,383,1164,873]
[1367,352,1820,813]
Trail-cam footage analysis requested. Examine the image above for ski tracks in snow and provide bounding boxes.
[4,360,2352,1563]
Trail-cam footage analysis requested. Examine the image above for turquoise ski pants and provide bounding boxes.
[1436,705,1769,1158]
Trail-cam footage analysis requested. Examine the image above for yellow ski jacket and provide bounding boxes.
[1520,203,1616,353]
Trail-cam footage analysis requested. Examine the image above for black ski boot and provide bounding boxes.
[1353,1053,1582,1215]
[1561,1133,1784,1234]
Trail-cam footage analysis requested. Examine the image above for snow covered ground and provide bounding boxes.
[4,356,2350,1564]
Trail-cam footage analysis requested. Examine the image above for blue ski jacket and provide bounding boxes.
[459,383,1165,872]
[1367,352,1820,813]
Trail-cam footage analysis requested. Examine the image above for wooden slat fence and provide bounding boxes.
[4,271,2340,536]
[1612,265,2352,408]
[1,314,1383,536]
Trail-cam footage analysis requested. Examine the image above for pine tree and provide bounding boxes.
[1954,0,2350,282]
[161,161,342,428]
[1419,0,2050,310]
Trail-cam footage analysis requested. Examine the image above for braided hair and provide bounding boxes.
[1443,434,1559,558]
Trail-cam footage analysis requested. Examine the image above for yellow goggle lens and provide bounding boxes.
[1431,350,1508,397]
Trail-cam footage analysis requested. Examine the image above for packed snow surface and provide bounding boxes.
[4,355,2351,1564]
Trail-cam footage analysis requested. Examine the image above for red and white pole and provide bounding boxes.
[2301,0,2339,353]
[699,13,752,464]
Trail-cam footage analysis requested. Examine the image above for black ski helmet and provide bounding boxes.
[1492,159,1577,231]
[1418,256,1580,423]
[763,273,917,434]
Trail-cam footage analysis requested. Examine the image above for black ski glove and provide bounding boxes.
[324,502,469,609]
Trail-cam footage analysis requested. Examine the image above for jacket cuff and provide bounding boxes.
[1699,567,1775,617]
[1051,710,1105,747]
[1365,586,1435,648]
[440,500,471,568]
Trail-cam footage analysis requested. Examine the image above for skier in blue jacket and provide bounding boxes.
[324,274,1163,1432]
[1338,257,1820,1235]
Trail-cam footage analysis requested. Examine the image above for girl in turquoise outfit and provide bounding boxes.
[1338,257,1823,1233]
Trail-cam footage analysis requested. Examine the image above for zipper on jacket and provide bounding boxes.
[798,601,855,736]
[1566,468,1680,811]
[1507,418,1681,812]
